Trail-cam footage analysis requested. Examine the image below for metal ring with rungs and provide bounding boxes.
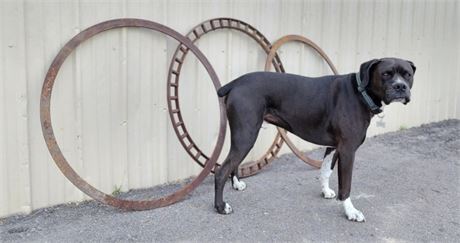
[167,17,286,178]
[40,18,226,211]
[264,35,339,168]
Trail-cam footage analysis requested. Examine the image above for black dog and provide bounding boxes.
[214,58,416,222]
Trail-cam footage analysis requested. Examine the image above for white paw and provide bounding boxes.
[345,208,366,222]
[343,198,365,222]
[224,203,233,214]
[232,176,246,191]
[322,188,336,199]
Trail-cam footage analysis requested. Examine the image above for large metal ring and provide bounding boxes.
[167,18,286,178]
[40,18,226,210]
[264,35,339,168]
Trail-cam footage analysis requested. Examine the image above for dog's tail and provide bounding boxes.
[217,82,235,97]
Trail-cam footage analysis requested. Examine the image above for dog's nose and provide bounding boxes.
[392,82,407,92]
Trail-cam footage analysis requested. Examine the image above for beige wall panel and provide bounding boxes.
[1,0,31,215]
[0,0,458,217]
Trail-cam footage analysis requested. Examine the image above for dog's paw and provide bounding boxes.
[232,176,246,191]
[343,198,365,222]
[222,203,233,214]
[215,202,233,215]
[345,208,365,222]
[322,188,336,199]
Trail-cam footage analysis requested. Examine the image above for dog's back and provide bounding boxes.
[217,72,342,115]
[218,71,339,98]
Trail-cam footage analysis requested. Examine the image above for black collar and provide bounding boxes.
[355,73,383,114]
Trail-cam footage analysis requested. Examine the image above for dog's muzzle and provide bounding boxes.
[385,81,411,105]
[384,83,410,105]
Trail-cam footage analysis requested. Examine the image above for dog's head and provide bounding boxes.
[359,58,416,105]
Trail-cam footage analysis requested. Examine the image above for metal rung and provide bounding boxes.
[187,144,194,150]
[175,121,183,127]
[180,133,188,139]
[201,24,207,33]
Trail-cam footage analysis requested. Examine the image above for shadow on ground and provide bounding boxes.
[1,120,459,242]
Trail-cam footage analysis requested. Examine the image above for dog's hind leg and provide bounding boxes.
[214,99,263,214]
[214,154,236,214]
[214,135,258,214]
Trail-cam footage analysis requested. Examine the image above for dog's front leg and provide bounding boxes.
[337,146,365,222]
[320,151,336,199]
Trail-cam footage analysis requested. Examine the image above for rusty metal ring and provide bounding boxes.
[167,17,286,178]
[264,35,339,169]
[40,18,226,210]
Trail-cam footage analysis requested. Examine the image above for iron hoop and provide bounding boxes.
[264,34,339,168]
[167,17,285,178]
[40,18,226,210]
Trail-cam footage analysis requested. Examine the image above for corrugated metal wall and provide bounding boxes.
[0,0,458,217]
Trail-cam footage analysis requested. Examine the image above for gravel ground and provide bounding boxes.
[1,119,459,242]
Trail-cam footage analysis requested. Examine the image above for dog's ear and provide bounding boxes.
[406,60,416,74]
[359,59,380,87]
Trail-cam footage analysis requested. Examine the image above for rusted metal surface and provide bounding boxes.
[167,18,286,178]
[40,18,226,211]
[264,35,339,169]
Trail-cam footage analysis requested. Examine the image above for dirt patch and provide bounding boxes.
[1,119,459,242]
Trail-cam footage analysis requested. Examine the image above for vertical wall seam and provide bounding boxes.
[336,0,344,70]
[0,0,10,214]
[74,0,84,201]
[57,0,66,202]
[21,0,32,214]
[122,0,129,188]
[354,0,360,65]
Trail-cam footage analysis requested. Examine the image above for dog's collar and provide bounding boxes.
[355,73,382,115]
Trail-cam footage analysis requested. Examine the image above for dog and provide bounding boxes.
[214,57,416,222]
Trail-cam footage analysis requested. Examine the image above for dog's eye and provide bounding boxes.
[404,72,412,78]
[382,72,392,77]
